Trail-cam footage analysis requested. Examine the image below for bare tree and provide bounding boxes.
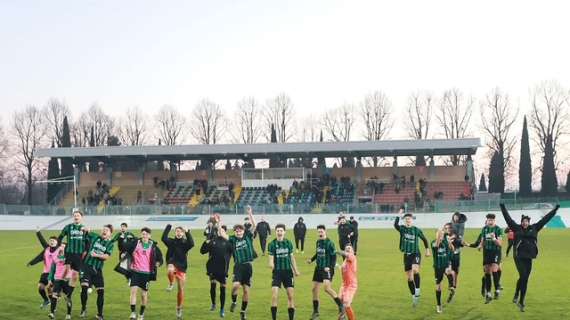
[13,106,48,205]
[361,91,393,166]
[119,106,148,146]
[437,88,474,165]
[299,115,321,142]
[71,116,91,147]
[156,105,186,146]
[79,104,115,146]
[406,91,434,140]
[264,93,295,143]
[233,97,261,144]
[191,99,225,145]
[43,98,70,147]
[0,117,8,157]
[480,88,519,191]
[322,103,356,167]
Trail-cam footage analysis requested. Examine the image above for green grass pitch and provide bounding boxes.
[0,229,569,319]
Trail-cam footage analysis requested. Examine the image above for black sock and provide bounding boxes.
[50,297,58,313]
[446,274,454,288]
[481,276,485,293]
[312,300,319,313]
[492,272,500,291]
[497,270,502,286]
[232,294,237,303]
[436,289,442,306]
[485,273,492,294]
[210,282,217,305]
[414,273,420,290]
[288,307,295,320]
[241,301,248,312]
[140,305,146,316]
[130,304,136,312]
[96,289,104,316]
[271,306,277,320]
[66,297,72,315]
[220,286,226,309]
[81,287,88,311]
[334,297,342,308]
[39,288,49,302]
[407,280,415,295]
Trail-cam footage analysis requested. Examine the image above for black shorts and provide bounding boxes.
[403,253,421,272]
[451,255,460,273]
[39,272,49,286]
[130,272,151,291]
[272,270,294,288]
[53,280,70,295]
[483,250,502,265]
[232,263,253,287]
[65,252,83,272]
[434,267,447,284]
[80,265,105,288]
[312,268,334,283]
[209,272,227,285]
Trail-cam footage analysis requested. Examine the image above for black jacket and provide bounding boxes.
[293,222,307,238]
[28,231,54,267]
[161,224,195,272]
[349,220,359,237]
[338,223,353,243]
[114,231,136,253]
[200,237,232,275]
[254,221,271,238]
[500,204,558,260]
[123,239,164,280]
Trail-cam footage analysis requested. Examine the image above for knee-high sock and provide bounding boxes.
[81,286,88,311]
[446,274,454,288]
[210,282,217,305]
[346,306,356,320]
[497,269,502,286]
[167,271,175,285]
[66,296,72,315]
[485,273,492,293]
[241,301,248,312]
[481,276,485,294]
[436,289,442,306]
[407,280,415,295]
[312,300,319,313]
[492,272,500,291]
[140,305,146,316]
[220,286,226,309]
[96,289,104,316]
[50,296,58,313]
[288,307,295,320]
[232,294,237,303]
[39,287,49,302]
[271,306,277,320]
[414,273,421,290]
[177,288,184,308]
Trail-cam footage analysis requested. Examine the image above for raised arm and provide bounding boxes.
[247,206,257,229]
[393,216,401,232]
[499,204,517,229]
[36,229,49,248]
[185,228,195,250]
[57,225,68,244]
[535,204,560,232]
[161,224,173,246]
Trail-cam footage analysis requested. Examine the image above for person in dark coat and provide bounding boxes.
[293,217,307,253]
[337,215,354,251]
[349,216,359,254]
[254,217,271,255]
[500,203,559,312]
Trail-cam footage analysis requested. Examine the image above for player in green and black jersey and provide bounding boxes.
[431,229,454,314]
[443,222,471,303]
[57,208,89,287]
[268,224,299,320]
[393,209,431,307]
[79,224,115,320]
[223,206,257,320]
[306,225,344,320]
[477,213,504,303]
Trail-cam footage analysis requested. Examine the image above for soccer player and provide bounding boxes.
[124,227,164,320]
[79,224,115,320]
[222,206,257,320]
[255,217,271,256]
[306,224,345,320]
[113,222,136,280]
[393,210,431,307]
[161,224,195,319]
[431,229,453,313]
[47,242,75,320]
[337,243,357,320]
[57,208,89,287]
[477,213,503,303]
[442,222,471,303]
[268,224,300,320]
[200,225,233,317]
[293,217,306,254]
[27,228,60,309]
[500,203,559,312]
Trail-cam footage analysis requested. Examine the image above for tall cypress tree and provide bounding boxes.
[60,116,74,178]
[269,124,279,168]
[47,141,61,203]
[519,116,532,196]
[479,173,487,192]
[488,152,499,193]
[541,136,558,195]
[317,130,326,168]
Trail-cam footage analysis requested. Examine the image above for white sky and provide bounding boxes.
[1,1,570,188]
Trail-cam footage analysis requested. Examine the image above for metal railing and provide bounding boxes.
[0,197,559,216]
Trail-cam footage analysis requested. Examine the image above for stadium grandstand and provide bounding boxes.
[30,138,482,215]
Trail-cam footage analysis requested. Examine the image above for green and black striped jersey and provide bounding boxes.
[315,238,336,269]
[59,223,87,254]
[268,238,294,271]
[431,239,451,269]
[229,230,255,264]
[394,220,428,254]
[83,233,114,270]
[480,225,503,251]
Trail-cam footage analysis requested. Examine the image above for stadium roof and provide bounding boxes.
[36,138,480,161]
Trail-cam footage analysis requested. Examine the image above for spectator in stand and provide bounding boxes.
[254,218,271,256]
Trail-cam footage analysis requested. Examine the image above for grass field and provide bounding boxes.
[0,228,569,320]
